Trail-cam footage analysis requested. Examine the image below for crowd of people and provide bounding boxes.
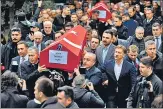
[1,0,163,108]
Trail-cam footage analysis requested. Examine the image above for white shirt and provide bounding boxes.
[114,60,123,81]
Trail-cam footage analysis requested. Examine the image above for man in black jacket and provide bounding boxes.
[143,7,162,36]
[127,56,162,108]
[42,21,55,43]
[1,70,29,108]
[1,27,21,70]
[128,6,143,26]
[20,46,48,99]
[32,77,64,108]
[138,40,163,81]
[114,15,128,40]
[57,86,79,108]
[72,75,105,108]
[53,6,71,31]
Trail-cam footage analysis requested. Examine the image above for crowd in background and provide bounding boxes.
[1,0,163,108]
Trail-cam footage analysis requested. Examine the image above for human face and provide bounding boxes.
[127,51,138,61]
[64,8,71,15]
[31,27,39,32]
[55,33,62,41]
[76,10,83,19]
[139,63,151,77]
[93,13,99,20]
[145,10,153,20]
[90,38,99,50]
[42,14,50,22]
[57,91,69,107]
[28,50,39,64]
[34,34,43,45]
[102,33,112,46]
[11,31,21,42]
[34,83,41,101]
[135,29,144,40]
[114,18,122,27]
[153,2,158,9]
[81,16,88,23]
[152,26,162,37]
[17,44,28,57]
[65,26,72,32]
[128,8,135,17]
[146,44,156,59]
[44,23,52,34]
[114,48,125,61]
[86,31,92,41]
[83,53,95,69]
[71,15,78,23]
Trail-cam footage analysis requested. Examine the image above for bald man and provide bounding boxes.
[42,21,55,43]
[33,31,46,53]
[74,52,103,99]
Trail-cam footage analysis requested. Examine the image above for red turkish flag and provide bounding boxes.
[39,25,87,72]
[89,2,112,22]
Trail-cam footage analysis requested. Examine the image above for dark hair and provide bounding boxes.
[11,27,21,33]
[65,22,74,28]
[1,33,6,45]
[1,70,19,91]
[36,77,54,97]
[115,15,122,21]
[17,41,29,48]
[140,56,153,67]
[57,86,74,100]
[103,29,114,38]
[151,94,163,108]
[71,12,77,16]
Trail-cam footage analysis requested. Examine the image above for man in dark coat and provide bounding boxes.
[42,21,55,43]
[20,46,48,99]
[1,27,22,70]
[138,40,163,80]
[9,41,29,76]
[127,26,145,53]
[53,6,71,31]
[33,77,64,108]
[127,56,162,108]
[57,86,79,108]
[1,70,29,108]
[101,45,137,108]
[128,6,143,26]
[114,15,128,40]
[143,7,162,37]
[72,75,105,108]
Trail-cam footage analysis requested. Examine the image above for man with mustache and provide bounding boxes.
[101,45,137,108]
[1,27,22,70]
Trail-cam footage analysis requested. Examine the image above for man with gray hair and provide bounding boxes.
[72,75,105,108]
[33,31,45,54]
[20,46,47,99]
[138,40,163,80]
[128,26,145,53]
[42,21,55,43]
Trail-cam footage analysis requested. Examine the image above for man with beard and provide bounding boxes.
[1,27,22,70]
[128,26,145,53]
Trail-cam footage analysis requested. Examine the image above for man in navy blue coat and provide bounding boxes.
[101,45,137,108]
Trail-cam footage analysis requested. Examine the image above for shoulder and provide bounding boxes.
[12,56,20,61]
